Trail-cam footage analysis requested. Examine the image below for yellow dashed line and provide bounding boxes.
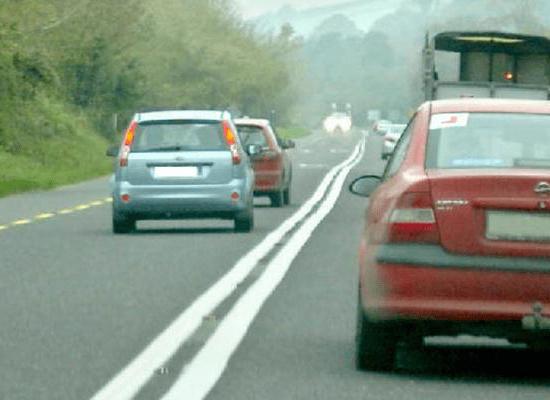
[0,198,108,232]
[35,213,55,220]
[12,219,31,226]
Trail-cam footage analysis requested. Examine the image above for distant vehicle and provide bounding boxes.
[371,119,392,136]
[350,98,550,371]
[381,123,406,159]
[323,112,352,135]
[423,31,550,100]
[107,110,256,233]
[235,118,294,207]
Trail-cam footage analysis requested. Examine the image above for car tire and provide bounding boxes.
[355,294,397,371]
[283,187,291,205]
[112,214,136,234]
[234,208,254,233]
[270,190,284,208]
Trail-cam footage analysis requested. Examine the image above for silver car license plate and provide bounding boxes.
[153,166,199,178]
[486,210,550,241]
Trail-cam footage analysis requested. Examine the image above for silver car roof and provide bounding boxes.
[136,110,230,123]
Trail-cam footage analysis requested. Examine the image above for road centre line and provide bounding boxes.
[35,213,56,220]
[11,219,31,226]
[162,136,365,400]
[0,198,111,232]
[91,137,365,400]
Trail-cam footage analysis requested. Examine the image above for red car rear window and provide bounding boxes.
[426,113,550,169]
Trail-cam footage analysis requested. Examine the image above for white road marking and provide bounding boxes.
[90,138,365,400]
[0,225,7,231]
[298,163,328,169]
[163,137,365,400]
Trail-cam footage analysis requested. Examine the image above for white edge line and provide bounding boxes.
[90,138,364,400]
[162,138,365,399]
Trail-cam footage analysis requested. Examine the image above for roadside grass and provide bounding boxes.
[277,126,311,140]
[0,95,112,198]
[0,137,111,198]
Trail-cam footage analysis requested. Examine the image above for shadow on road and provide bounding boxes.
[395,343,550,385]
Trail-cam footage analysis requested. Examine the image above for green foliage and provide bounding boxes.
[277,126,310,140]
[0,0,297,197]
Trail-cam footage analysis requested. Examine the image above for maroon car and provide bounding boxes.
[350,98,550,371]
[235,118,294,207]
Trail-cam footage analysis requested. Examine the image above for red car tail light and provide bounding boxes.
[222,121,241,165]
[387,192,440,243]
[120,121,138,167]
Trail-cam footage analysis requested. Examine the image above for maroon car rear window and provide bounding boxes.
[426,113,550,169]
[237,125,269,147]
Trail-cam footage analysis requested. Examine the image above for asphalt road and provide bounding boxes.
[0,130,549,400]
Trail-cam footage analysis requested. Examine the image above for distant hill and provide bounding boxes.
[250,0,404,37]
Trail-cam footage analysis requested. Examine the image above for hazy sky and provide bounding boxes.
[235,0,350,18]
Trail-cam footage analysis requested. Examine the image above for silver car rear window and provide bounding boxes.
[426,113,550,169]
[132,120,225,152]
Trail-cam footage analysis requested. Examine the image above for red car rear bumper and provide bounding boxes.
[254,170,284,192]
[360,243,550,322]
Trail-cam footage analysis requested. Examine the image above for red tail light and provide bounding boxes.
[120,121,138,167]
[222,121,241,165]
[387,192,439,243]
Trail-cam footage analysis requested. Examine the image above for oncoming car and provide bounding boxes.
[350,98,550,371]
[234,118,294,207]
[323,112,352,135]
[107,110,255,233]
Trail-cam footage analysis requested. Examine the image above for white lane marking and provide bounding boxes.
[162,138,365,400]
[298,163,328,169]
[90,139,364,400]
[0,225,7,231]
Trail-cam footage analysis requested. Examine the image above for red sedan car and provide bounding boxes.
[350,98,550,371]
[235,118,294,207]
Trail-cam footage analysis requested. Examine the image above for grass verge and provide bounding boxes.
[277,126,311,140]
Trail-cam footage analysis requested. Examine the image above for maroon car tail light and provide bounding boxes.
[120,121,138,167]
[387,192,440,243]
[222,121,242,165]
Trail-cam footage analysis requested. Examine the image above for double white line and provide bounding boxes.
[92,137,366,400]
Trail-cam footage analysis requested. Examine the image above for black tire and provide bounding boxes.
[283,187,291,205]
[112,215,136,234]
[234,209,254,232]
[355,295,397,371]
[270,190,284,208]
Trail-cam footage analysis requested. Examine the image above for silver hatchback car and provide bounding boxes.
[107,110,256,233]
